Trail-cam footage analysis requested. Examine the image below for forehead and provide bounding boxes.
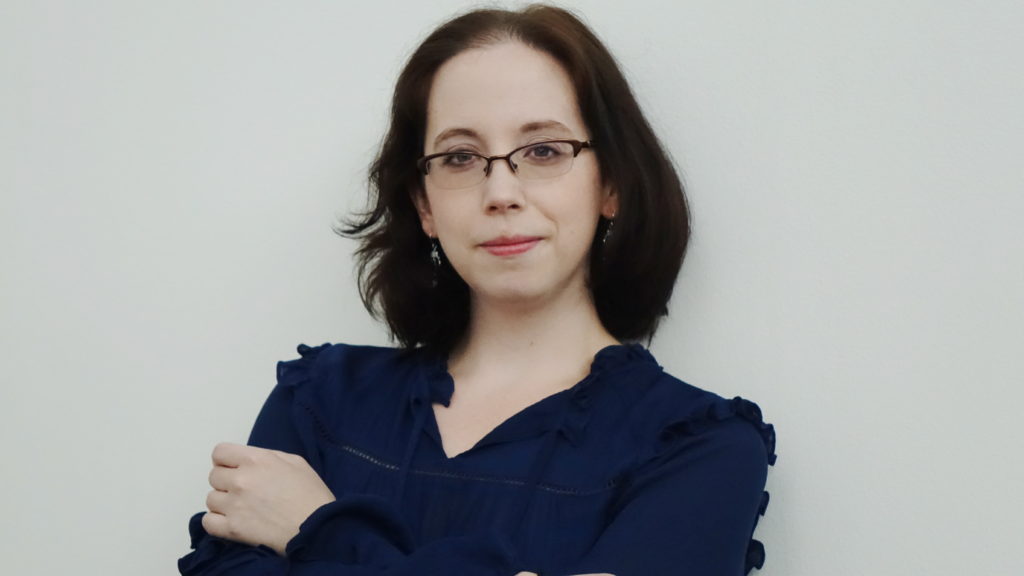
[424,41,586,149]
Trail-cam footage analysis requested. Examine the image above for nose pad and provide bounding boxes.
[486,156,518,176]
[482,157,525,211]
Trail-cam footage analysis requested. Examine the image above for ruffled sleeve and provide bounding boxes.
[178,343,524,576]
[557,395,776,576]
[178,342,330,574]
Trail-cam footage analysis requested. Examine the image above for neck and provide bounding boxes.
[447,284,619,394]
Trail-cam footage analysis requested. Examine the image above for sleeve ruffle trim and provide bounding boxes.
[178,512,285,574]
[276,342,332,389]
[649,395,777,574]
[271,342,335,473]
[701,396,776,465]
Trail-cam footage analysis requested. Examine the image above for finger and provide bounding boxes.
[211,442,244,467]
[200,511,229,539]
[208,465,236,491]
[205,489,230,514]
[211,442,266,468]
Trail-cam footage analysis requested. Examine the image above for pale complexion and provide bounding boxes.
[200,39,616,576]
[414,41,619,459]
[202,442,335,556]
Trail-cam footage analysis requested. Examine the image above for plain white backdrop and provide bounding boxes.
[2,0,1022,574]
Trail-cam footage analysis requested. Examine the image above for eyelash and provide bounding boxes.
[446,139,561,155]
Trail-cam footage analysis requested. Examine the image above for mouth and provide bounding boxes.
[479,235,542,256]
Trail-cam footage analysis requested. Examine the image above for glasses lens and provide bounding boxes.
[512,141,576,180]
[426,152,486,189]
[423,141,579,189]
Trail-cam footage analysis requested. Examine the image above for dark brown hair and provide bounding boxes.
[337,4,690,352]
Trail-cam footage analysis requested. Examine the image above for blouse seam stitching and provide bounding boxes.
[297,401,617,496]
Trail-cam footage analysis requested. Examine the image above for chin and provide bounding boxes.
[455,257,590,308]
[469,272,585,309]
[476,282,547,304]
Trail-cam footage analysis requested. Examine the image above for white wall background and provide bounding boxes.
[2,0,1021,574]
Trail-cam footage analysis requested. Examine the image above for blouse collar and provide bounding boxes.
[412,343,659,447]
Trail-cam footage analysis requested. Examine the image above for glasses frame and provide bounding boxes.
[416,139,594,190]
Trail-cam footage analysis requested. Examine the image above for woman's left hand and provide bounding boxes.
[201,442,336,556]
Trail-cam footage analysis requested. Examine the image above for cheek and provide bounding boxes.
[569,177,606,229]
[554,200,602,253]
[429,203,477,259]
[421,190,464,230]
[429,202,467,236]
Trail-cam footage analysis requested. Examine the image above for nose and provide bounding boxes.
[481,156,525,213]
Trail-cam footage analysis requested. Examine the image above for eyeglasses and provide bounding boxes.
[416,139,594,190]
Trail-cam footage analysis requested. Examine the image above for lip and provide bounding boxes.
[479,235,542,256]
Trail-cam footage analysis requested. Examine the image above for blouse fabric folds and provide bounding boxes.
[179,342,776,575]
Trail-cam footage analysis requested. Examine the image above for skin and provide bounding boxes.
[414,41,620,464]
[201,40,616,576]
[414,41,618,314]
[201,442,335,556]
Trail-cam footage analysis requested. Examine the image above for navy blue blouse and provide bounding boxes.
[179,342,776,575]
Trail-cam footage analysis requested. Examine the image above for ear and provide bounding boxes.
[411,188,436,238]
[600,183,619,219]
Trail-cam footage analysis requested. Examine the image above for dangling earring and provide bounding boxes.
[430,238,442,287]
[430,238,442,268]
[602,216,616,245]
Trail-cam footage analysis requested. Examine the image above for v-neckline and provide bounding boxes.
[417,343,638,461]
[427,384,575,460]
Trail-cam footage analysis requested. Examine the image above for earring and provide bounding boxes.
[602,217,615,245]
[430,238,442,268]
[429,238,442,287]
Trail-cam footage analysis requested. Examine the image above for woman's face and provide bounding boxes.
[415,41,617,309]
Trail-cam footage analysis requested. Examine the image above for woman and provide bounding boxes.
[179,5,776,575]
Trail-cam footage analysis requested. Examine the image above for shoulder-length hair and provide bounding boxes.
[337,4,690,352]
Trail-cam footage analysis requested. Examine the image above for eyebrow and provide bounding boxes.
[431,120,574,149]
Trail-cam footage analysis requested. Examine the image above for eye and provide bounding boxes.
[442,152,478,167]
[522,141,566,162]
